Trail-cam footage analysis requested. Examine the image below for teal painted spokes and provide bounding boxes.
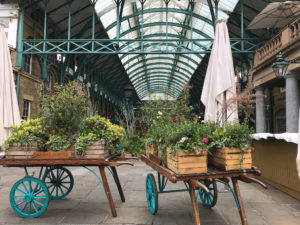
[42,167,74,200]
[10,177,50,218]
[146,174,158,215]
[196,180,218,208]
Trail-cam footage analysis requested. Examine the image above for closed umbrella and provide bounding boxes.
[297,110,300,178]
[0,24,21,148]
[201,20,238,124]
[248,1,300,29]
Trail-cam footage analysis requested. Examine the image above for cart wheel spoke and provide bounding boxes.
[42,167,73,200]
[10,177,50,218]
[145,174,158,215]
[197,179,218,209]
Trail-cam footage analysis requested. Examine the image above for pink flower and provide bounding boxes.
[172,117,178,123]
[180,137,188,143]
[198,149,204,153]
[203,138,208,143]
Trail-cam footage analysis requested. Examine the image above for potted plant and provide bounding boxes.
[208,120,253,171]
[143,133,157,157]
[41,81,88,153]
[75,115,124,158]
[4,118,48,158]
[119,134,145,157]
[166,121,213,174]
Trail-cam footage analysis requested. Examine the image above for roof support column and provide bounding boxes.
[16,0,25,101]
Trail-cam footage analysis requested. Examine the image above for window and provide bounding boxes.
[22,100,31,121]
[24,54,32,73]
[275,109,286,133]
[46,72,52,89]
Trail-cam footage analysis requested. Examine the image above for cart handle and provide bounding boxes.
[189,179,210,194]
[237,175,267,189]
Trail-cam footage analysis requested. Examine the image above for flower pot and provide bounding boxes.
[209,147,252,171]
[5,142,42,159]
[166,148,207,174]
[146,143,157,157]
[82,141,110,158]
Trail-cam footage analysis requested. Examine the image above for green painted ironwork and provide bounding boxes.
[22,37,260,54]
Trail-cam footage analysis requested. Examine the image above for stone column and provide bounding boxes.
[255,87,266,133]
[285,72,299,132]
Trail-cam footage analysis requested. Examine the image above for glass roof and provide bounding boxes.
[95,0,239,100]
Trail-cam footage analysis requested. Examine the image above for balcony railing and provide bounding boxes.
[254,17,300,67]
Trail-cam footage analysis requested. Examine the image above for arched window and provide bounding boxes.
[46,72,52,89]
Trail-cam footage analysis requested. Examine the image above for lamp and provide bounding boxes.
[124,84,133,98]
[272,52,290,78]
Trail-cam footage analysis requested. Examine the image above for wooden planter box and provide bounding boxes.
[82,141,110,158]
[146,143,157,157]
[167,148,207,174]
[209,147,252,171]
[5,142,40,159]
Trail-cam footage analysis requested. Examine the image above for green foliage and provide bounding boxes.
[209,120,253,151]
[41,81,88,134]
[80,115,124,143]
[120,135,145,156]
[46,132,78,152]
[76,115,124,156]
[4,118,48,151]
[75,133,98,157]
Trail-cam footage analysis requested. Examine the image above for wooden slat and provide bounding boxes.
[85,149,108,154]
[213,151,251,159]
[33,152,71,159]
[168,155,207,164]
[168,160,207,169]
[210,157,252,166]
[6,150,37,156]
[168,163,207,174]
[218,147,251,154]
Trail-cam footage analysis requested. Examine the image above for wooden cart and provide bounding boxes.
[0,153,133,218]
[141,155,267,225]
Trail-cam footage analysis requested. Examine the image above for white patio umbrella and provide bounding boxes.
[201,20,238,124]
[248,1,300,29]
[297,111,300,178]
[0,24,21,148]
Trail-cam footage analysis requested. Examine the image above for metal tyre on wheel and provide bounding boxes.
[197,179,218,208]
[10,177,50,218]
[146,173,158,215]
[42,167,74,200]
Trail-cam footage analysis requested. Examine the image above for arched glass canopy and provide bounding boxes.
[95,0,239,100]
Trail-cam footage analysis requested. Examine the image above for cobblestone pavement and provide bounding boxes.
[0,160,300,225]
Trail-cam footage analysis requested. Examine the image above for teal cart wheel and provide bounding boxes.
[146,173,158,215]
[197,179,218,208]
[10,177,50,218]
[42,167,74,200]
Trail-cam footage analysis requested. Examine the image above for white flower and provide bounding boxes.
[180,137,188,143]
[158,111,163,115]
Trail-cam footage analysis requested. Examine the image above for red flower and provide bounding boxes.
[172,117,177,123]
[48,138,51,141]
[146,133,149,137]
[50,130,55,134]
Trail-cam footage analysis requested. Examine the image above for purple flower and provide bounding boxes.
[76,130,80,134]
[68,133,73,137]
[72,137,76,141]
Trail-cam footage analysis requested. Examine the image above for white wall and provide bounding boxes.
[0,4,19,48]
